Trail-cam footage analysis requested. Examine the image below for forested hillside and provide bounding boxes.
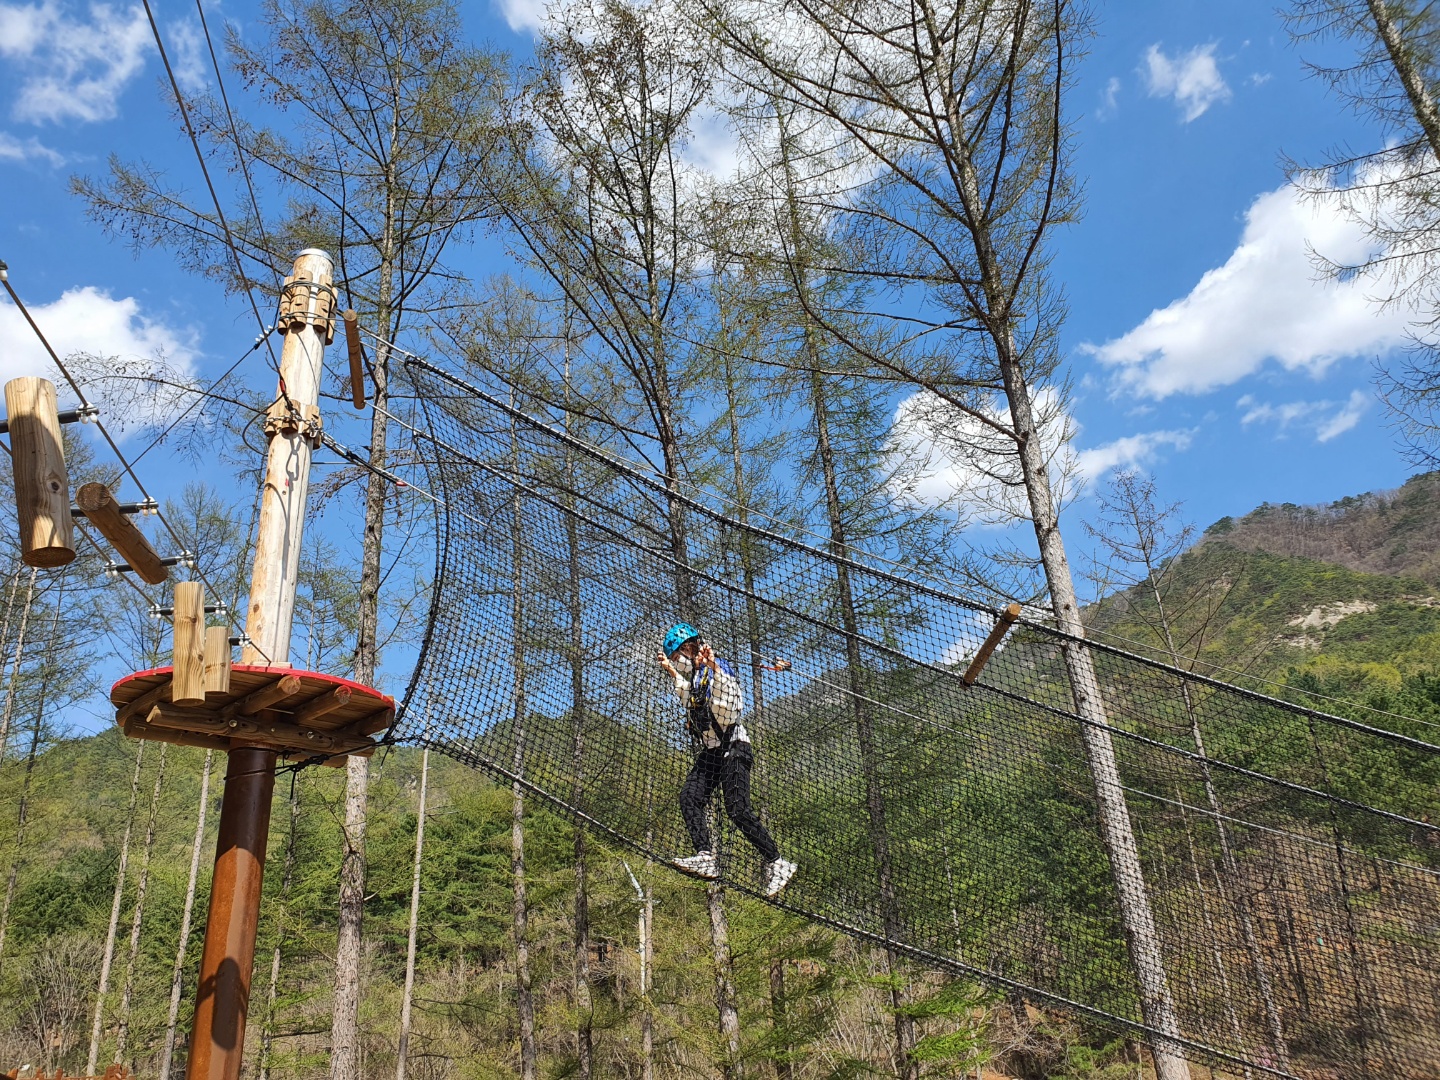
[1,472,1436,1078]
[1084,472,1440,735]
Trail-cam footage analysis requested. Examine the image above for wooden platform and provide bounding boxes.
[111,665,394,765]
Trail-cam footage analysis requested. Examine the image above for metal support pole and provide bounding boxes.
[186,249,333,1080]
[186,746,276,1080]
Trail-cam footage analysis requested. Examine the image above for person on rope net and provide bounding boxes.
[657,622,798,898]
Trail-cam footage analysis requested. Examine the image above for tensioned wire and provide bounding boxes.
[377,352,1440,1079]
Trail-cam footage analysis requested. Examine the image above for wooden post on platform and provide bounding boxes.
[172,581,207,706]
[204,625,232,696]
[186,249,334,1080]
[5,376,75,568]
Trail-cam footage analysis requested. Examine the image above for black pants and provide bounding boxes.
[679,744,779,863]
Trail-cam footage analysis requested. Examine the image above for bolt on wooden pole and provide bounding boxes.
[187,249,333,1080]
[5,377,75,568]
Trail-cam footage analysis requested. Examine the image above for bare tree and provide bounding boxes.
[491,2,748,1064]
[115,743,168,1067]
[1086,472,1288,1070]
[1287,0,1440,463]
[87,741,146,1077]
[396,734,431,1080]
[697,1,1190,1074]
[159,751,214,1080]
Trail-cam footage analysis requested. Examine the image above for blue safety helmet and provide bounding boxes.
[663,622,701,658]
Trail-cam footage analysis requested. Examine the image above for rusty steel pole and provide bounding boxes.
[187,250,334,1080]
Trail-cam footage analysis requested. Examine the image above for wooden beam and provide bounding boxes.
[75,482,167,584]
[234,674,302,716]
[342,309,366,409]
[345,706,396,737]
[117,679,172,726]
[5,377,75,568]
[124,715,231,753]
[145,701,374,756]
[172,581,207,705]
[204,625,233,696]
[962,603,1023,686]
[290,685,351,726]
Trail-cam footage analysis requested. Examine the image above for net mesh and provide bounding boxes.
[382,354,1440,1079]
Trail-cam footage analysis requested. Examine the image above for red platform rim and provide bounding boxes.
[111,664,395,706]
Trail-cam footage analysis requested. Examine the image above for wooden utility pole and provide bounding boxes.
[186,248,334,1080]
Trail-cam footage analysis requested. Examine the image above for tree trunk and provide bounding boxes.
[708,878,743,1078]
[332,754,369,1078]
[809,368,915,1080]
[0,586,63,974]
[641,876,654,1080]
[115,742,169,1066]
[641,706,656,1080]
[564,354,594,1080]
[1175,789,1250,1079]
[259,782,302,1080]
[1144,580,1288,1069]
[396,742,430,1080]
[0,567,37,758]
[719,322,793,1080]
[332,146,399,1080]
[88,740,146,1076]
[160,750,214,1080]
[509,414,538,1080]
[995,357,1188,1080]
[1366,0,1440,158]
[768,956,791,1080]
[775,119,916,1074]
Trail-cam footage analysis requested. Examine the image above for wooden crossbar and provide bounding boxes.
[962,603,1022,686]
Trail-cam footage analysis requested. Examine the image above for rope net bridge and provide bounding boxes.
[378,356,1440,1079]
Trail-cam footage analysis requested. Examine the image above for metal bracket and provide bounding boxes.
[0,402,99,435]
[75,496,158,520]
[263,400,323,448]
[150,599,228,620]
[107,549,193,578]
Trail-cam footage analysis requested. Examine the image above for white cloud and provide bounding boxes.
[1074,429,1194,480]
[1143,43,1230,122]
[1083,179,1414,398]
[496,0,549,33]
[0,287,199,391]
[167,17,209,95]
[1,1,153,124]
[1097,75,1121,120]
[890,390,1191,525]
[1237,389,1369,443]
[0,130,63,164]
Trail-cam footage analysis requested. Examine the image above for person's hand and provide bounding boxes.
[657,650,677,677]
[697,642,717,672]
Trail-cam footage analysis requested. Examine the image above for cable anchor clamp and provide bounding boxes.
[278,275,337,345]
[263,400,324,448]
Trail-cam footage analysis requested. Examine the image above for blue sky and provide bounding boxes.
[0,1,1423,620]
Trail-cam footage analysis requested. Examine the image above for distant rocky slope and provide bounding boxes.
[1198,470,1440,585]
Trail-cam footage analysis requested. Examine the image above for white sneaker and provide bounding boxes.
[673,850,719,879]
[763,858,797,898]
